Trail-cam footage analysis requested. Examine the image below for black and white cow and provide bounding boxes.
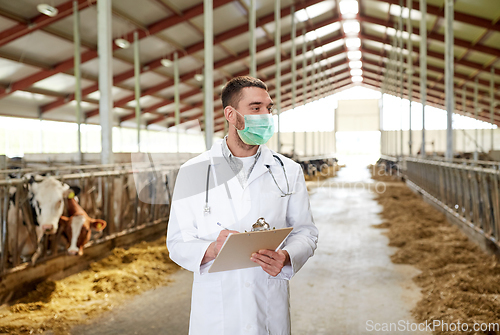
[6,176,79,261]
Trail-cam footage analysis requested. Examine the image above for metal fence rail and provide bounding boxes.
[0,163,179,276]
[405,157,500,247]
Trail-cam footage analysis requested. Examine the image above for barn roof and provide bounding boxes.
[0,0,499,133]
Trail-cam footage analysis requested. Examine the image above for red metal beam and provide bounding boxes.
[42,0,326,114]
[359,40,500,102]
[0,0,233,100]
[375,0,500,33]
[0,0,96,48]
[359,31,497,76]
[86,14,340,119]
[120,26,344,123]
[362,66,500,123]
[358,13,500,60]
[363,57,499,113]
[145,44,347,126]
[362,73,499,125]
[212,79,355,132]
[165,62,351,129]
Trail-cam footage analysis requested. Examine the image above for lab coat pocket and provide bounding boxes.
[259,192,287,227]
[190,281,224,335]
[266,278,291,335]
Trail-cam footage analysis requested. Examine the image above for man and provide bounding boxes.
[167,76,318,335]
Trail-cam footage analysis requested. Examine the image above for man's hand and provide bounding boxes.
[251,249,290,277]
[201,230,239,264]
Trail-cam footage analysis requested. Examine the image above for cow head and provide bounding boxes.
[59,215,106,255]
[29,176,80,235]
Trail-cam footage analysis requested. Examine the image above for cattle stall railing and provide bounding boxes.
[405,157,500,253]
[0,163,179,278]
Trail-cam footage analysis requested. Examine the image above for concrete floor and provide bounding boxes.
[70,164,428,335]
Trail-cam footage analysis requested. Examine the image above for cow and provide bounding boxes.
[6,176,79,262]
[58,195,107,256]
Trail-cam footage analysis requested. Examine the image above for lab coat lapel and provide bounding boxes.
[246,145,277,188]
[208,139,244,201]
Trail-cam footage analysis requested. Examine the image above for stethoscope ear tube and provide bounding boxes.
[204,164,211,214]
[204,154,291,214]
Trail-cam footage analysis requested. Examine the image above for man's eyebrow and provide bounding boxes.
[248,101,263,106]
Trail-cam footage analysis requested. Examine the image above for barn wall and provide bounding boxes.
[381,129,500,156]
[336,99,380,132]
[267,131,336,157]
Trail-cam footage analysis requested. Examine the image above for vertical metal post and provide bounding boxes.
[379,88,384,154]
[304,132,307,157]
[474,78,479,161]
[291,6,296,156]
[312,51,316,101]
[407,0,413,156]
[204,0,214,150]
[387,25,397,156]
[291,5,296,109]
[275,0,281,153]
[134,31,141,152]
[398,0,404,156]
[303,28,307,156]
[444,0,454,160]
[249,0,256,77]
[73,0,82,163]
[420,0,427,157]
[174,52,180,153]
[302,28,307,107]
[491,67,495,151]
[312,129,315,156]
[97,0,113,164]
[463,87,466,152]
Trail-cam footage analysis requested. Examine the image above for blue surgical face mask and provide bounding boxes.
[233,110,275,145]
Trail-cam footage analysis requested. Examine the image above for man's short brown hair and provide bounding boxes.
[221,76,267,109]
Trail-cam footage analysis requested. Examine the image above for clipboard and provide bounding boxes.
[208,227,293,273]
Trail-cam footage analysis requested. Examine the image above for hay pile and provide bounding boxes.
[0,237,179,335]
[374,183,500,334]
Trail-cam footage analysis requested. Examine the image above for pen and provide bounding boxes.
[217,222,229,230]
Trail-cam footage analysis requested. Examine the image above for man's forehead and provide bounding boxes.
[240,87,273,105]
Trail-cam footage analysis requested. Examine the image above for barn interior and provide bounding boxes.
[0,0,500,334]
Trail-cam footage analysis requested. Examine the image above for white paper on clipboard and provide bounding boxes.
[208,227,293,273]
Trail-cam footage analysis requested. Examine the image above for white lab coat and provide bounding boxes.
[167,139,318,335]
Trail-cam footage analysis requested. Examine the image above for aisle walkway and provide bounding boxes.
[70,165,427,335]
[290,166,428,334]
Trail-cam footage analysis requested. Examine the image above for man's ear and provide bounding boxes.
[224,106,235,125]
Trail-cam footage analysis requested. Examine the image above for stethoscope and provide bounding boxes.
[204,154,291,214]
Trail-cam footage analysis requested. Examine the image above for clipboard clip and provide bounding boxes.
[251,217,273,232]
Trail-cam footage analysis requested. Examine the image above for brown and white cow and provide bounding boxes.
[58,196,107,256]
[6,176,79,260]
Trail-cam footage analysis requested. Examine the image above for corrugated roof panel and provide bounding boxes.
[32,73,95,94]
[80,58,132,79]
[157,23,201,50]
[0,58,40,83]
[0,30,81,65]
[121,71,169,91]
